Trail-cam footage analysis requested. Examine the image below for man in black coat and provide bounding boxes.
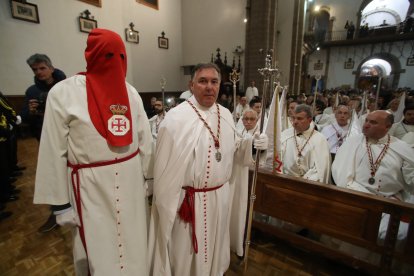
[21,54,66,232]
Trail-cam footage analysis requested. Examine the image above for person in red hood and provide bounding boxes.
[33,29,154,275]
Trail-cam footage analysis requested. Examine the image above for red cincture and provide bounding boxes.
[67,148,140,273]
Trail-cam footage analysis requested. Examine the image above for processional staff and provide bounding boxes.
[160,76,167,108]
[230,69,240,122]
[243,50,279,272]
[374,77,382,110]
[312,74,321,113]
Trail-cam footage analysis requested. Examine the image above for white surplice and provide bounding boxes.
[321,122,349,154]
[402,132,414,146]
[331,134,414,268]
[148,96,253,276]
[280,126,331,183]
[148,113,165,141]
[245,86,258,103]
[332,134,414,200]
[229,125,260,256]
[389,121,414,139]
[34,75,154,276]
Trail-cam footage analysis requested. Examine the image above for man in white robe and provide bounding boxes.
[234,96,249,120]
[33,29,153,275]
[148,63,268,276]
[389,105,414,139]
[321,105,350,157]
[229,109,260,257]
[332,110,414,265]
[282,100,297,130]
[236,96,267,132]
[281,104,331,183]
[148,98,165,141]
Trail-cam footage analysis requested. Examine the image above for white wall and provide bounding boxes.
[0,0,183,95]
[181,0,246,68]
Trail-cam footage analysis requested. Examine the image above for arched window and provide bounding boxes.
[361,0,410,27]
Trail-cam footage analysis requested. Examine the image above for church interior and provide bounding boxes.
[1,0,414,275]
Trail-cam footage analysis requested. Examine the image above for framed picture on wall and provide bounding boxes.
[137,0,158,10]
[344,60,354,69]
[158,37,168,49]
[78,0,102,7]
[407,57,414,66]
[10,0,40,24]
[125,29,139,44]
[79,16,97,33]
[314,61,323,70]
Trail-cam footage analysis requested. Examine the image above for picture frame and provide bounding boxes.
[79,16,97,33]
[158,36,169,49]
[10,0,39,24]
[344,60,354,69]
[137,0,158,10]
[125,29,139,44]
[406,57,414,66]
[314,61,323,70]
[78,0,102,7]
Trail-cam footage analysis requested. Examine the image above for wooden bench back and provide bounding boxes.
[252,170,414,275]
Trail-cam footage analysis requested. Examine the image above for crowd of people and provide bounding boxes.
[1,27,413,275]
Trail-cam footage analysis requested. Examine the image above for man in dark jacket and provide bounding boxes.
[21,54,66,140]
[21,54,66,232]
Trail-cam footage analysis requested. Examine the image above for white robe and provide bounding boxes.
[33,75,153,276]
[234,104,249,120]
[280,126,331,183]
[402,132,414,146]
[321,122,349,154]
[245,86,258,103]
[148,113,165,141]
[179,90,193,100]
[229,125,261,256]
[331,134,414,268]
[148,96,253,276]
[332,134,414,200]
[389,121,414,139]
[314,113,334,131]
[323,106,334,115]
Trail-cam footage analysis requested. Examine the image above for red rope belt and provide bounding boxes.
[178,184,223,254]
[67,148,140,258]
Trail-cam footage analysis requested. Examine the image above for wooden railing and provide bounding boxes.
[251,170,414,275]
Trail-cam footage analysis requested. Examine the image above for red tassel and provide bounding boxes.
[178,192,193,223]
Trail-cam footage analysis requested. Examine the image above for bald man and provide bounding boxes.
[333,110,414,199]
[331,111,414,265]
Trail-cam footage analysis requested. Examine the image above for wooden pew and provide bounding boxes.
[251,170,414,275]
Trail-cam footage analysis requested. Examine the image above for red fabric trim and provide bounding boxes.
[178,184,223,254]
[85,29,132,147]
[67,148,140,269]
